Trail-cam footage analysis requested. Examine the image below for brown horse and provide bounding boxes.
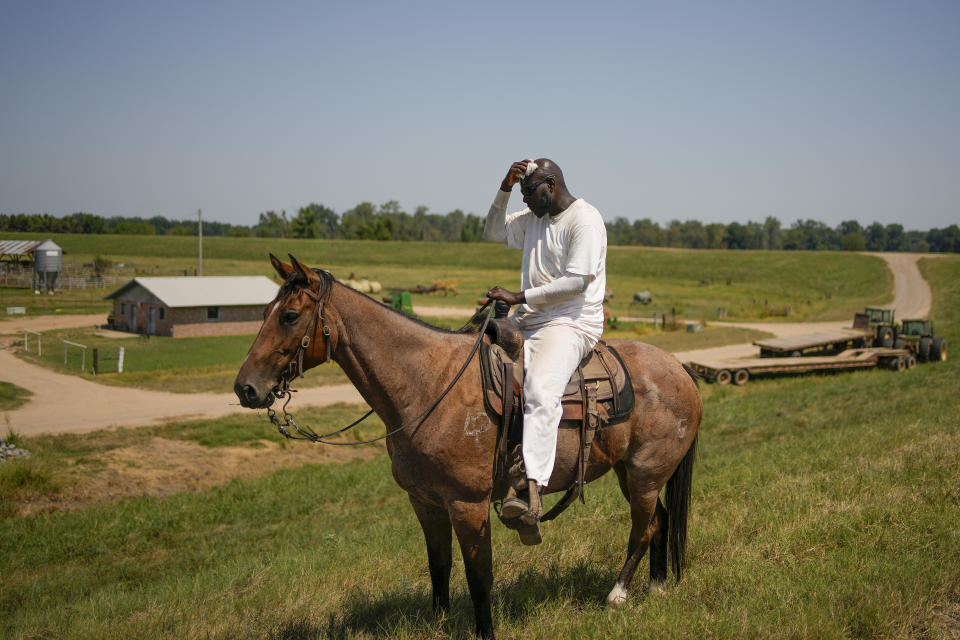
[234,255,702,639]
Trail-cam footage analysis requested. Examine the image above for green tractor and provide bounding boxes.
[382,289,415,317]
[863,306,897,348]
[896,318,947,362]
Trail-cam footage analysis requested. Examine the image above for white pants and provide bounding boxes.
[521,324,597,487]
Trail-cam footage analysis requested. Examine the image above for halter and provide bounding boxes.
[295,270,334,368]
[267,273,494,446]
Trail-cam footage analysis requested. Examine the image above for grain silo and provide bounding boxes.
[32,239,62,294]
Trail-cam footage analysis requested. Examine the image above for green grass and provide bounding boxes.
[604,323,773,351]
[1,257,957,639]
[15,328,348,393]
[2,231,891,322]
[0,382,33,410]
[0,287,112,316]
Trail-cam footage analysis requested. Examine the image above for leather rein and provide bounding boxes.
[266,270,494,446]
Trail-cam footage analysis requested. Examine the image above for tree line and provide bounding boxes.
[2,206,958,253]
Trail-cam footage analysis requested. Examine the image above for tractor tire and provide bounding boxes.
[877,326,894,348]
[715,369,732,385]
[931,338,947,362]
[733,369,750,385]
[919,337,933,362]
[893,338,905,349]
[906,355,917,369]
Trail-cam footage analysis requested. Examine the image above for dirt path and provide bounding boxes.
[0,342,361,436]
[0,253,934,436]
[0,313,108,334]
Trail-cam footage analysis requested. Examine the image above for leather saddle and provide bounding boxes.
[479,318,635,427]
[478,317,636,520]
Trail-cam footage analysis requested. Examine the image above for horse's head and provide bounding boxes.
[234,253,334,409]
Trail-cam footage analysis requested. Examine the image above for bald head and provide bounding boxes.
[520,158,575,217]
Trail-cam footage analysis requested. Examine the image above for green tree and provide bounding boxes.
[292,204,339,239]
[865,222,887,251]
[841,232,866,251]
[255,210,291,238]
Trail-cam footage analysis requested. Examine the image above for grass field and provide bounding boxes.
[14,327,348,393]
[0,382,32,411]
[1,256,957,639]
[2,231,891,321]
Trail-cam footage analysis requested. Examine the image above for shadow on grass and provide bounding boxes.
[267,560,615,639]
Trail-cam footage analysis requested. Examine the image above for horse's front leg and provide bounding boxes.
[450,499,495,639]
[409,495,453,613]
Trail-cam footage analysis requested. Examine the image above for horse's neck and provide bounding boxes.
[326,284,467,422]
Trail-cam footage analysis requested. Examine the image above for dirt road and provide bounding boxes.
[0,253,934,436]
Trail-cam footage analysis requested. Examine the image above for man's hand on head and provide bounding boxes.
[500,161,530,192]
[486,286,526,306]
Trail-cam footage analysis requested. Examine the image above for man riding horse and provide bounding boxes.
[484,158,608,536]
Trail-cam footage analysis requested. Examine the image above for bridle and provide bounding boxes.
[266,269,494,446]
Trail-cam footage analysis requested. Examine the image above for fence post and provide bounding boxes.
[93,348,99,375]
[118,347,124,373]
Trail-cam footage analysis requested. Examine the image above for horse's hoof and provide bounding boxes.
[606,583,628,608]
[648,581,667,597]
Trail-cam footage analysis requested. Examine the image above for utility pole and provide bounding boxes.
[197,208,203,277]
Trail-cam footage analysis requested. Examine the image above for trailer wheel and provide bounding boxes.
[877,326,894,348]
[931,338,947,362]
[889,356,906,372]
[715,369,732,385]
[919,337,933,362]
[733,369,750,385]
[906,354,917,369]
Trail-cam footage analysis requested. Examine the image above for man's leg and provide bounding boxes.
[501,324,593,526]
[521,324,593,488]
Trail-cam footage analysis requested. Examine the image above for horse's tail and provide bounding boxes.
[665,434,696,582]
[682,362,701,387]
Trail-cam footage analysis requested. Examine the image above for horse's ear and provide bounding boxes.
[270,253,294,279]
[288,254,321,287]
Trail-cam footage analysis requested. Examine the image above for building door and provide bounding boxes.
[148,307,155,334]
[130,304,136,332]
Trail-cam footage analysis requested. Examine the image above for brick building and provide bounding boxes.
[105,276,278,337]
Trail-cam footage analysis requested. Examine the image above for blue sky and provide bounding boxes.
[1,0,958,229]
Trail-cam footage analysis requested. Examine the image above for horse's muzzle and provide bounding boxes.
[234,380,274,409]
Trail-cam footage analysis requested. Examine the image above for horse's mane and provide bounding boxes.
[278,269,469,336]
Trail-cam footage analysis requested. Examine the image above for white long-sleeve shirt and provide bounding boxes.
[484,189,607,337]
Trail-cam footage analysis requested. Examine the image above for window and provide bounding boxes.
[159,307,165,320]
[120,302,126,314]
[206,306,220,321]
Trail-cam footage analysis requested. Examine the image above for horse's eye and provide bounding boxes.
[282,311,300,324]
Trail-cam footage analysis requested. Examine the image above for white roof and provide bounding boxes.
[0,240,43,255]
[106,276,279,308]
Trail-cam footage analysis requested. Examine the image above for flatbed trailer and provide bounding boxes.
[752,312,894,357]
[753,327,874,357]
[687,347,914,385]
